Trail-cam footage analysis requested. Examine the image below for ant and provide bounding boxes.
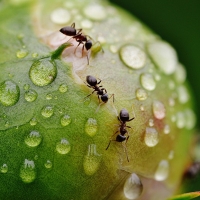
[84,75,114,104]
[106,108,135,162]
[59,22,93,64]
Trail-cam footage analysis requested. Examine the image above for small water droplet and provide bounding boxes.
[61,115,71,126]
[85,118,98,137]
[168,150,174,160]
[29,59,57,87]
[30,118,37,126]
[20,159,36,183]
[109,45,118,53]
[152,100,166,119]
[32,53,38,58]
[174,63,186,83]
[185,109,196,130]
[140,73,156,91]
[177,85,189,104]
[154,160,169,181]
[163,124,170,134]
[120,45,146,69]
[83,4,107,21]
[44,160,52,169]
[46,93,53,100]
[176,112,185,129]
[97,36,106,44]
[16,49,28,58]
[144,127,159,147]
[59,84,68,93]
[83,144,101,176]
[51,8,71,24]
[148,41,177,74]
[81,19,93,29]
[1,164,8,173]
[168,97,175,107]
[25,89,37,102]
[136,88,148,101]
[41,105,54,118]
[0,80,20,106]
[148,119,154,127]
[56,138,71,154]
[123,173,143,200]
[140,105,145,111]
[23,84,30,91]
[25,130,42,147]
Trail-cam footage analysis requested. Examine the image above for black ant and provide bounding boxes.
[106,108,135,162]
[59,22,92,64]
[84,75,114,104]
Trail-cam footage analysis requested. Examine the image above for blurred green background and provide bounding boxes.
[111,0,200,196]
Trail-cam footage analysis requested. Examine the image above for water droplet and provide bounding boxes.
[144,127,159,147]
[152,100,166,119]
[83,144,101,176]
[176,112,185,129]
[25,89,37,102]
[81,19,93,29]
[30,118,37,126]
[185,109,196,130]
[32,53,38,58]
[83,4,107,21]
[41,105,54,118]
[44,160,52,169]
[148,41,177,74]
[46,93,53,100]
[1,164,8,173]
[97,36,106,44]
[174,63,186,83]
[168,80,175,90]
[140,73,156,91]
[140,105,145,111]
[20,159,36,183]
[51,8,71,24]
[120,45,146,69]
[123,173,143,200]
[168,150,174,160]
[85,118,98,137]
[109,45,118,53]
[148,119,154,127]
[23,84,30,91]
[168,97,175,107]
[0,80,20,106]
[154,160,169,181]
[29,59,57,87]
[56,138,71,154]
[25,130,42,147]
[163,124,170,134]
[136,88,148,101]
[16,49,28,58]
[59,84,68,93]
[61,115,71,126]
[177,85,189,104]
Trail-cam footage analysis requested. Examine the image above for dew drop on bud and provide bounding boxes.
[44,160,52,169]
[24,89,38,102]
[41,105,54,118]
[152,100,166,120]
[25,130,42,147]
[154,160,169,181]
[135,88,148,101]
[59,84,68,93]
[61,115,71,126]
[51,8,71,25]
[140,73,156,91]
[0,164,8,173]
[144,127,159,147]
[56,138,71,155]
[85,118,98,137]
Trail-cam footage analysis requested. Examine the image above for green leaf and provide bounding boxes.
[168,192,200,200]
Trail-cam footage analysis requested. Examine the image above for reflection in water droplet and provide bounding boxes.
[83,144,101,176]
[46,93,53,100]
[83,4,107,21]
[140,73,156,91]
[25,130,42,147]
[163,124,170,134]
[120,45,146,69]
[30,118,37,126]
[61,115,71,126]
[136,88,148,101]
[1,164,8,173]
[16,49,28,58]
[41,105,54,118]
[85,118,98,137]
[56,138,71,154]
[59,84,68,93]
[20,159,36,183]
[25,90,38,102]
[44,160,52,169]
[154,160,169,181]
[177,85,189,104]
[152,100,166,119]
[51,8,71,24]
[144,127,159,147]
[29,59,57,87]
[0,80,20,106]
[123,173,143,200]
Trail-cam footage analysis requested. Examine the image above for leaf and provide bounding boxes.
[168,192,200,200]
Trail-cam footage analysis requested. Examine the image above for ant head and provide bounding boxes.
[85,40,93,50]
[119,108,130,122]
[86,75,97,86]
[101,93,108,103]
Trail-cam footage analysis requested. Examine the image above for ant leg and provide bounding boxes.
[127,117,135,122]
[108,94,115,103]
[82,90,95,101]
[122,143,129,162]
[106,131,119,150]
[71,22,75,28]
[74,42,82,54]
[97,78,102,85]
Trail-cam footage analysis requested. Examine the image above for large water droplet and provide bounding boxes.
[1,164,8,173]
[25,89,37,102]
[83,144,101,176]
[0,80,20,106]
[59,84,68,93]
[85,118,98,137]
[140,73,156,91]
[154,160,169,181]
[56,138,71,154]
[20,159,36,183]
[16,49,28,58]
[177,85,189,104]
[136,88,148,101]
[83,4,107,21]
[51,8,71,24]
[44,160,52,169]
[61,115,71,126]
[120,45,146,69]
[148,41,177,74]
[144,127,159,147]
[123,173,143,200]
[29,59,57,86]
[41,105,54,118]
[152,100,166,119]
[25,130,42,147]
